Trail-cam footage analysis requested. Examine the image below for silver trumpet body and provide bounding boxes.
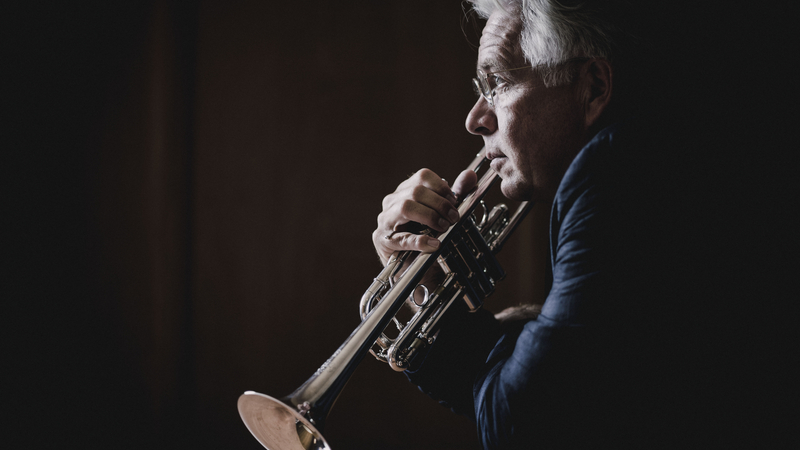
[238,148,533,450]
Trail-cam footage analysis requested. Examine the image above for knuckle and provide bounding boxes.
[410,184,428,201]
[408,168,427,183]
[399,199,416,216]
[376,211,389,227]
[418,168,435,179]
[381,192,395,210]
[437,196,452,212]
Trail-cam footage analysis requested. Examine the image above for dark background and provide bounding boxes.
[6,2,547,449]
[5,1,793,449]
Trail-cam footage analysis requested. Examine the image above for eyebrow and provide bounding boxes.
[478,56,512,73]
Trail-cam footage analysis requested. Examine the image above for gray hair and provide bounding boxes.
[469,0,621,87]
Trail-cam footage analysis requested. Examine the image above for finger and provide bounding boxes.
[381,179,460,231]
[452,169,478,199]
[399,169,457,205]
[372,228,441,265]
[381,231,441,254]
[406,184,460,227]
[384,195,457,232]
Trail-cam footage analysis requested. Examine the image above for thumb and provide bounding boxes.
[452,169,478,199]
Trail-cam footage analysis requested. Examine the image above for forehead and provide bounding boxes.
[478,11,525,71]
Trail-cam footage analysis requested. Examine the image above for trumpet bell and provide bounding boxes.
[238,391,331,450]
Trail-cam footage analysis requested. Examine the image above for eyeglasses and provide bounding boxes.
[472,58,591,107]
[472,66,532,107]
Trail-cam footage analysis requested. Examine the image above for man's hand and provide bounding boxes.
[372,168,478,266]
[494,304,542,323]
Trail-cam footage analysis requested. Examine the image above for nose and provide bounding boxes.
[465,97,497,136]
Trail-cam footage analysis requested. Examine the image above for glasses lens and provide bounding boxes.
[473,71,493,106]
[472,78,483,99]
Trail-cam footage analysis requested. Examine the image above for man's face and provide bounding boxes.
[466,11,590,202]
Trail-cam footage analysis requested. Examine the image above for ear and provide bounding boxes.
[579,58,613,129]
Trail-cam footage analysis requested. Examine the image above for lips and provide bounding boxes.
[486,149,505,160]
[489,156,505,173]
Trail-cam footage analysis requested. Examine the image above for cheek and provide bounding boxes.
[498,101,538,152]
[504,91,586,199]
[521,93,584,152]
[503,103,547,168]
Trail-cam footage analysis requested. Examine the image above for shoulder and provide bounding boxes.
[553,123,621,215]
[549,123,625,245]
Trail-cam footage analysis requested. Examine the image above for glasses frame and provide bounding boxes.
[472,66,532,107]
[472,58,591,107]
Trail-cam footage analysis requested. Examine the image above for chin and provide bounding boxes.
[500,179,534,202]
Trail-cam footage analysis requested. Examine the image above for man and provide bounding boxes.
[371,1,706,449]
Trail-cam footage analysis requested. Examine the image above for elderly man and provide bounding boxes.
[372,1,702,449]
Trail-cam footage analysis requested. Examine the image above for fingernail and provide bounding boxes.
[427,237,440,248]
[447,192,457,204]
[448,209,459,223]
[438,218,450,230]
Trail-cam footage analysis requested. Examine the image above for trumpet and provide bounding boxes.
[238,148,533,450]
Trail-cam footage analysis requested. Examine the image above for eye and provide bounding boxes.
[491,74,506,86]
[489,74,510,95]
